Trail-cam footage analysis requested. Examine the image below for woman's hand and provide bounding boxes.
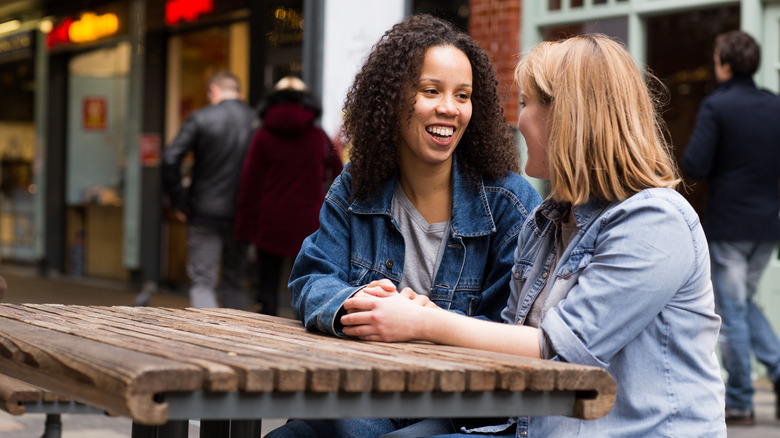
[346,279,397,314]
[356,279,398,298]
[341,292,434,342]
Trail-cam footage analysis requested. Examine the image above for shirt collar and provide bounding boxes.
[350,155,496,236]
[534,194,612,230]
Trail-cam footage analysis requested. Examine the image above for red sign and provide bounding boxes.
[140,133,162,167]
[82,97,107,131]
[166,0,214,26]
[47,17,73,48]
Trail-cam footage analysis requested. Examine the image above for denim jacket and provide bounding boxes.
[289,158,542,337]
[475,188,726,437]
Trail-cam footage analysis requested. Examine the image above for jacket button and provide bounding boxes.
[513,272,520,279]
[385,259,394,269]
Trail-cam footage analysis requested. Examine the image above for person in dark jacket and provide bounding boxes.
[682,30,780,426]
[162,71,255,309]
[235,77,343,316]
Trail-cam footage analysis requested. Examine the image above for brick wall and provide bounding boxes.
[469,0,522,124]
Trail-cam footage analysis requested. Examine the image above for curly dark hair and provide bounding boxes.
[343,14,520,199]
[715,30,760,76]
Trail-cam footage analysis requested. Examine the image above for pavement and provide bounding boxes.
[0,264,776,437]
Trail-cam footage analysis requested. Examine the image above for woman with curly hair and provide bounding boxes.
[269,14,541,438]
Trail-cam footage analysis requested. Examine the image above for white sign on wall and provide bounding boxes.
[321,0,404,140]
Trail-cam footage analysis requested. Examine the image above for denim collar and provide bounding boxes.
[533,194,612,231]
[350,155,496,237]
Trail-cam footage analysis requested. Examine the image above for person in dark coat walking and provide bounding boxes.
[235,77,343,315]
[162,71,255,310]
[682,30,780,426]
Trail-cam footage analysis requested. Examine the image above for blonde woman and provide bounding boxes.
[341,34,727,437]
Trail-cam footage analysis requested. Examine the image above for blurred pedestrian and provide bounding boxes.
[235,76,343,316]
[266,14,541,438]
[162,71,254,309]
[682,30,780,426]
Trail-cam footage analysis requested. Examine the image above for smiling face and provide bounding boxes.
[517,92,552,180]
[398,45,473,171]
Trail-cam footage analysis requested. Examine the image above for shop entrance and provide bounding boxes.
[645,6,739,217]
[163,20,249,289]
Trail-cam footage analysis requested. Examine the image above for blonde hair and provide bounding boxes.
[515,34,680,205]
[274,76,307,91]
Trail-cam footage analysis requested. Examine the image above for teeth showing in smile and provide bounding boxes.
[426,126,454,138]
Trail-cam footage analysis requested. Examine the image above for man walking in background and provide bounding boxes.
[683,30,780,426]
[163,71,255,309]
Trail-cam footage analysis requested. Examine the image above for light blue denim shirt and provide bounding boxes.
[289,157,542,337]
[491,188,726,437]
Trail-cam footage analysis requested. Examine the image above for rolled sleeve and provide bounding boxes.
[540,310,608,367]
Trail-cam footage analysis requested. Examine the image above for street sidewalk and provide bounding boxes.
[0,265,776,437]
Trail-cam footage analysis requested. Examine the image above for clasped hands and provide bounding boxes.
[340,279,439,342]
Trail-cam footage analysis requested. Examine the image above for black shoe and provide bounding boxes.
[725,407,755,426]
[774,378,780,420]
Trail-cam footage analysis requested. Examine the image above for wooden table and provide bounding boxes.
[0,304,615,437]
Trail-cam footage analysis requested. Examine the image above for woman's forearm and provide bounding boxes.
[419,307,542,358]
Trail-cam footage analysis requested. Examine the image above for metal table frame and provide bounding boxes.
[128,389,578,438]
[21,400,107,438]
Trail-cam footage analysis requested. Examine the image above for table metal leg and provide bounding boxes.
[229,419,262,437]
[40,414,61,438]
[200,420,230,437]
[131,420,188,438]
[131,423,156,438]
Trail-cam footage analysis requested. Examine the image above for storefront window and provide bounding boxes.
[0,57,35,262]
[263,1,303,90]
[66,42,129,207]
[544,17,628,45]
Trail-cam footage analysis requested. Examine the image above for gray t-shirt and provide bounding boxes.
[391,183,450,296]
[527,220,579,328]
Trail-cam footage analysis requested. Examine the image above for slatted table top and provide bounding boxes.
[0,304,615,425]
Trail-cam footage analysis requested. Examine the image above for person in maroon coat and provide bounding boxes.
[235,77,343,315]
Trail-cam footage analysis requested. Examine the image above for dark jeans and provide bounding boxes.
[265,418,509,437]
[256,250,284,315]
